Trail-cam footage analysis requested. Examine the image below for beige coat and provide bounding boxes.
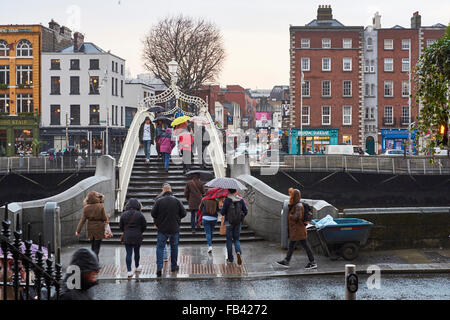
[288,203,307,241]
[76,192,108,240]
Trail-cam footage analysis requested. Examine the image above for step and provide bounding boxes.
[103,230,255,239]
[79,236,265,245]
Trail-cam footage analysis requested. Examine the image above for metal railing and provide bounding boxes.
[0,154,120,174]
[282,155,450,175]
[1,204,62,300]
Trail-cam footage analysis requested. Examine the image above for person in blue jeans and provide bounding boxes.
[199,198,220,253]
[151,183,186,277]
[139,117,154,164]
[119,198,147,278]
[220,189,248,265]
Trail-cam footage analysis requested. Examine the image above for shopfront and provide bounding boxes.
[289,128,338,155]
[0,116,39,156]
[381,129,417,154]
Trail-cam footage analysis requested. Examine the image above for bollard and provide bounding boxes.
[345,264,358,300]
[280,200,289,250]
[43,202,61,255]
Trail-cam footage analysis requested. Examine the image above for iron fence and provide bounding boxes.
[1,203,62,300]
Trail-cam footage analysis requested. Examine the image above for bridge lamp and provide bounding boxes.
[168,60,178,83]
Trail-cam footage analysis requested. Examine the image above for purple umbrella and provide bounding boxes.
[0,242,49,260]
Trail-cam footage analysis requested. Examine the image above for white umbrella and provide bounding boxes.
[205,177,247,190]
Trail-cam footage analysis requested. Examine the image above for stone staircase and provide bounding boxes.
[83,154,263,244]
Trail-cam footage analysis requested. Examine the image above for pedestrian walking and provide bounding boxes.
[155,185,172,263]
[178,124,193,173]
[155,120,165,159]
[276,188,317,269]
[199,197,220,253]
[60,248,101,300]
[220,189,248,265]
[75,191,108,259]
[159,128,176,172]
[139,116,155,164]
[184,173,205,233]
[151,183,186,277]
[119,198,147,278]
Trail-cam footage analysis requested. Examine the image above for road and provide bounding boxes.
[91,273,450,300]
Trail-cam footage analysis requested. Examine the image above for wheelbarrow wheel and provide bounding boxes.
[341,242,359,261]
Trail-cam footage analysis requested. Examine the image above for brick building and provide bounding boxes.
[289,5,364,154]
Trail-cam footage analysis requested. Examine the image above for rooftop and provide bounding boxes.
[60,42,106,53]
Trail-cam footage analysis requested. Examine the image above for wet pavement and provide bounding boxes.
[60,241,450,280]
[91,273,450,300]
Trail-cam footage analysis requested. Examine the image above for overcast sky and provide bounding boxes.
[1,0,449,89]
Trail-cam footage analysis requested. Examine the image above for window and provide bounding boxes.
[70,76,80,95]
[70,59,80,70]
[365,107,370,119]
[111,106,115,126]
[121,80,123,97]
[402,39,410,50]
[301,106,310,125]
[402,81,410,97]
[50,59,60,70]
[343,106,352,125]
[426,39,436,47]
[115,105,118,125]
[115,78,118,96]
[384,39,393,50]
[401,106,410,125]
[115,62,118,73]
[17,94,33,113]
[89,76,99,94]
[364,60,370,73]
[0,65,9,85]
[366,37,373,50]
[343,135,352,144]
[301,58,310,71]
[370,60,375,73]
[384,81,393,97]
[50,76,60,94]
[121,65,124,76]
[343,38,352,48]
[112,61,115,72]
[343,81,352,97]
[384,58,393,72]
[90,105,100,125]
[121,106,124,126]
[301,39,310,48]
[322,80,331,97]
[89,59,99,70]
[0,94,9,113]
[384,106,393,125]
[322,38,331,48]
[343,58,352,71]
[50,105,61,125]
[302,81,310,97]
[365,83,370,96]
[322,58,331,71]
[370,107,375,119]
[111,77,115,95]
[370,84,375,96]
[16,65,32,85]
[70,105,80,125]
[322,106,331,125]
[402,58,410,72]
[16,40,32,57]
[0,40,10,56]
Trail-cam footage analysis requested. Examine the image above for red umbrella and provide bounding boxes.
[202,187,229,201]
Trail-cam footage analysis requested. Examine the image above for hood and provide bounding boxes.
[85,191,104,205]
[69,248,100,273]
[165,128,172,134]
[126,198,141,211]
[227,193,242,202]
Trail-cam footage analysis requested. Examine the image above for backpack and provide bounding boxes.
[301,202,313,223]
[227,200,243,226]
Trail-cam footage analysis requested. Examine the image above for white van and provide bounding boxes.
[324,145,367,155]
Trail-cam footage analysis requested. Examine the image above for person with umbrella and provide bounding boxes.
[172,116,192,173]
[184,173,205,234]
[155,120,165,159]
[159,128,176,172]
[138,116,155,164]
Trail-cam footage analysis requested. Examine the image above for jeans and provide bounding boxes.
[91,238,102,258]
[163,243,170,260]
[202,219,217,247]
[125,244,141,272]
[162,152,170,170]
[143,140,151,160]
[190,210,198,231]
[156,232,179,271]
[285,239,315,263]
[226,224,241,261]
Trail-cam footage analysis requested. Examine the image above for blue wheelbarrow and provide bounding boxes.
[309,218,373,261]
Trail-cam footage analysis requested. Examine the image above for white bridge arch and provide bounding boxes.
[116,62,226,212]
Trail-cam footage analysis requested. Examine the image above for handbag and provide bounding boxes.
[104,223,113,239]
[120,211,136,243]
[219,215,226,235]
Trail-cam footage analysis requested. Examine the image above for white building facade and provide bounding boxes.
[40,34,127,155]
[123,80,155,127]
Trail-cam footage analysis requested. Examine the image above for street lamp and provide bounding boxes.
[300,66,305,155]
[168,59,178,84]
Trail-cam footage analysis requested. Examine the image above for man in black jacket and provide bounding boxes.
[151,183,187,276]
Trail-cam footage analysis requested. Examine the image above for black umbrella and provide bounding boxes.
[148,106,165,113]
[153,116,173,126]
[185,170,214,181]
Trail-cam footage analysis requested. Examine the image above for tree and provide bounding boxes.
[142,15,226,96]
[414,25,450,154]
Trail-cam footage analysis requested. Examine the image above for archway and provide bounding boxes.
[366,136,375,155]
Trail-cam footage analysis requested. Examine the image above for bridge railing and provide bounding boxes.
[282,155,450,175]
[0,154,120,174]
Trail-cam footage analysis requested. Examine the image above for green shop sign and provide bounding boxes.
[0,28,32,33]
[296,129,337,137]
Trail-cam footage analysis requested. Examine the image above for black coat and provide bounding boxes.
[120,198,147,246]
[151,192,186,234]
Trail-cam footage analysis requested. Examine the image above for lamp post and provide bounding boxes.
[168,59,178,84]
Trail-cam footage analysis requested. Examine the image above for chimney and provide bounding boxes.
[411,11,421,29]
[73,32,85,52]
[60,26,72,38]
[48,19,60,33]
[317,5,333,21]
[373,12,381,29]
